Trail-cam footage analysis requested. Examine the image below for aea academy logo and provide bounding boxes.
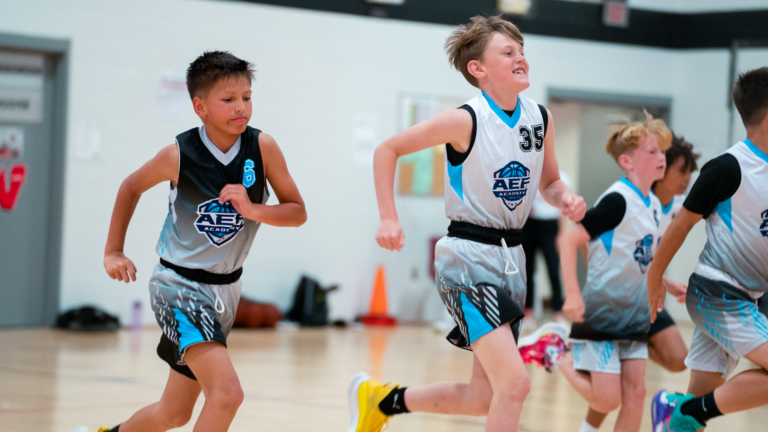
[633,234,654,274]
[761,209,768,237]
[493,161,531,211]
[194,199,245,247]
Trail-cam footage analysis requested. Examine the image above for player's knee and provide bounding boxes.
[208,381,244,411]
[592,398,621,413]
[592,389,621,413]
[665,359,687,373]
[496,373,531,405]
[622,381,646,404]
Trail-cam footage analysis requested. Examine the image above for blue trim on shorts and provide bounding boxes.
[598,341,615,372]
[173,308,204,352]
[460,292,494,344]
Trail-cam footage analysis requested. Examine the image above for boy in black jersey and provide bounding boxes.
[96,52,306,432]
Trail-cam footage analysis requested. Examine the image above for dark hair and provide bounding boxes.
[186,51,255,100]
[733,67,768,127]
[665,135,700,173]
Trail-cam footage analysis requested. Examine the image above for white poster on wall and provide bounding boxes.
[0,52,44,123]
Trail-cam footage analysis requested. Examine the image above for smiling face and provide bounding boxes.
[468,32,530,93]
[622,134,667,182]
[193,75,252,137]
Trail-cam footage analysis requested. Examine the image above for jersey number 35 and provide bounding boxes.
[519,124,544,152]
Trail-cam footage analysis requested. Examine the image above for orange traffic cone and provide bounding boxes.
[360,265,397,326]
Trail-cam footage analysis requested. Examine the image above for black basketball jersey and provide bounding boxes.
[156,125,268,273]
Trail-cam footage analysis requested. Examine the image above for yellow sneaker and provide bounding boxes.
[347,372,398,432]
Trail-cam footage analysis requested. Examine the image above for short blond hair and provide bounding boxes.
[445,15,524,88]
[605,111,672,162]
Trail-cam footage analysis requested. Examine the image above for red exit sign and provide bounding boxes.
[604,1,629,28]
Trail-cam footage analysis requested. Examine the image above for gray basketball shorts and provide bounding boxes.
[149,263,241,379]
[685,273,768,378]
[570,340,648,374]
[434,236,526,350]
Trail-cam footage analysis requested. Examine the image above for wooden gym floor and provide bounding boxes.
[1,323,766,432]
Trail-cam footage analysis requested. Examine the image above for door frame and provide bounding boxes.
[546,87,673,289]
[0,33,70,326]
[548,87,673,124]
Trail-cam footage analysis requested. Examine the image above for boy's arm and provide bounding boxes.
[662,275,688,303]
[219,133,306,227]
[563,192,626,321]
[537,108,586,222]
[104,144,179,283]
[647,153,739,321]
[561,224,591,322]
[647,208,701,321]
[374,109,473,251]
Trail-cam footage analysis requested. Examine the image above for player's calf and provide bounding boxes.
[154,404,195,430]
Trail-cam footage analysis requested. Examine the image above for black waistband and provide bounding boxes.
[160,259,242,285]
[447,220,523,247]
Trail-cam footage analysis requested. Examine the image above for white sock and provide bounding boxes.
[578,420,598,432]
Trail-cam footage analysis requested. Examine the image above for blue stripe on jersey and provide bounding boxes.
[481,91,522,129]
[620,178,651,207]
[600,229,615,256]
[661,200,673,215]
[173,308,204,351]
[745,138,768,164]
[460,292,493,344]
[447,162,464,201]
[716,198,733,233]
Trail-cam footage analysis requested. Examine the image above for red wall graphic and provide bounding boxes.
[0,164,27,211]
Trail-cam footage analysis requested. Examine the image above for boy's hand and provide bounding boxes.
[219,184,252,219]
[663,277,687,303]
[648,276,667,322]
[561,193,586,223]
[376,219,405,251]
[104,251,137,283]
[563,294,585,323]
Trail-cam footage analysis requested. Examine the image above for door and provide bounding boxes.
[0,49,61,327]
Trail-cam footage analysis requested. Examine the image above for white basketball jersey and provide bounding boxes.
[444,92,546,230]
[699,140,768,292]
[657,194,685,238]
[582,179,662,336]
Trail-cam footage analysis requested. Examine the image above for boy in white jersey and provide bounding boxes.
[347,16,585,432]
[96,52,306,432]
[576,135,699,431]
[554,114,672,432]
[649,68,768,432]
